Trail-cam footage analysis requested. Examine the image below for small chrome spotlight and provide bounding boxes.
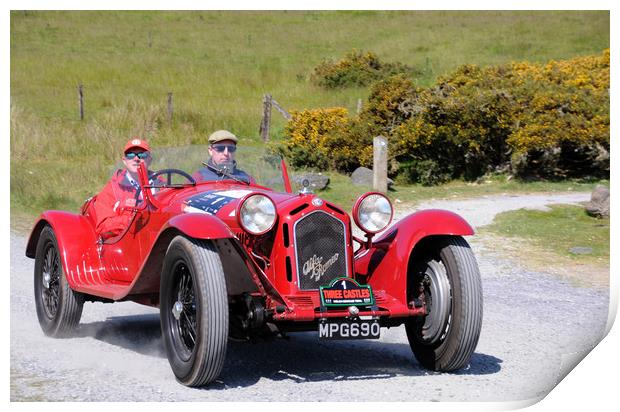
[348,306,360,316]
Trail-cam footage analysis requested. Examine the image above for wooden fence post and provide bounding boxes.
[271,97,291,120]
[260,94,272,142]
[78,84,84,121]
[167,92,173,125]
[259,94,292,142]
[373,135,388,193]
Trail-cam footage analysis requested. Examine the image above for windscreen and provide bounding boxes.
[115,144,287,191]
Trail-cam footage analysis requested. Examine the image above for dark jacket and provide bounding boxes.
[192,160,254,184]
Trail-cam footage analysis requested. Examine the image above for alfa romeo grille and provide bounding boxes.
[294,211,347,290]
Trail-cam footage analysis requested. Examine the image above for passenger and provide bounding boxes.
[192,130,254,183]
[93,138,158,239]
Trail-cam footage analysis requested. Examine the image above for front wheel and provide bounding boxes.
[406,236,483,371]
[34,225,84,337]
[160,236,229,387]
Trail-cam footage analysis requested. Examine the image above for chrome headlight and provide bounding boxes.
[353,192,393,234]
[238,194,277,235]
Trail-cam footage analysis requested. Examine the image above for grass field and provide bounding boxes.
[10,11,610,219]
[481,204,610,268]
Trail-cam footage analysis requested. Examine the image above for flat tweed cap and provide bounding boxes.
[208,130,238,144]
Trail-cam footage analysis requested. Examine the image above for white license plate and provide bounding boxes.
[318,319,380,340]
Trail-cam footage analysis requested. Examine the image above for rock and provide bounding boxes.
[350,167,394,188]
[585,185,610,218]
[569,247,593,255]
[351,167,373,186]
[292,173,330,191]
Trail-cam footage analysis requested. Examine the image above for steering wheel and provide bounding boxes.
[150,168,196,186]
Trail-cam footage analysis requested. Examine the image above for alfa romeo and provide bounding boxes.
[26,147,483,386]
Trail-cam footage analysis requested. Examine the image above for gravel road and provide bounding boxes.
[10,192,609,402]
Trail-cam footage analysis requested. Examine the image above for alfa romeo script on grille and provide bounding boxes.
[295,211,347,290]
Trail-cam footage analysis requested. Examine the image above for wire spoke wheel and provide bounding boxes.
[34,225,84,337]
[160,236,228,387]
[170,263,198,359]
[40,245,61,319]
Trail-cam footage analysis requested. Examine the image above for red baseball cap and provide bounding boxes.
[124,138,151,153]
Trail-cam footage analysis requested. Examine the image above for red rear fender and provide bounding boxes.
[355,209,474,304]
[25,211,102,289]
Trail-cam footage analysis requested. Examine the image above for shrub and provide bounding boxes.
[504,52,610,178]
[284,50,609,183]
[311,50,416,89]
[396,159,452,186]
[359,74,422,135]
[346,73,514,182]
[381,50,609,182]
[438,50,610,179]
[279,108,355,171]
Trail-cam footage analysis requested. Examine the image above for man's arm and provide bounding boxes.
[93,181,132,239]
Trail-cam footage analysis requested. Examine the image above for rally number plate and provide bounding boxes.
[318,319,380,340]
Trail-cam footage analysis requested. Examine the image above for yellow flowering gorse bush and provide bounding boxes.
[283,50,609,183]
[280,108,356,171]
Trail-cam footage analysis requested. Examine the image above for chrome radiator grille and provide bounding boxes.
[294,211,347,290]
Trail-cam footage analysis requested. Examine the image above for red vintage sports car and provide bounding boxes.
[26,146,483,387]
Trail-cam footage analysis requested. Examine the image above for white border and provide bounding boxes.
[5,3,616,411]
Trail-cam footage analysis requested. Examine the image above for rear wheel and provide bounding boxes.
[160,236,229,387]
[34,225,84,337]
[406,236,483,371]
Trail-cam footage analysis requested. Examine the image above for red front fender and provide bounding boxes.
[25,211,102,289]
[355,209,474,305]
[162,213,235,239]
[126,212,237,296]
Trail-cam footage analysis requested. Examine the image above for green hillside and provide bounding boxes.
[10,10,610,216]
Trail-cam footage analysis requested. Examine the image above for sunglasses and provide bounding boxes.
[211,144,237,153]
[125,152,150,160]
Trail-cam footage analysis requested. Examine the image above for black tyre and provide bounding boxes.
[34,225,84,337]
[406,236,483,371]
[160,236,229,387]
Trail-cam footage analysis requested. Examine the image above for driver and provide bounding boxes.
[93,138,158,239]
[192,130,254,183]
